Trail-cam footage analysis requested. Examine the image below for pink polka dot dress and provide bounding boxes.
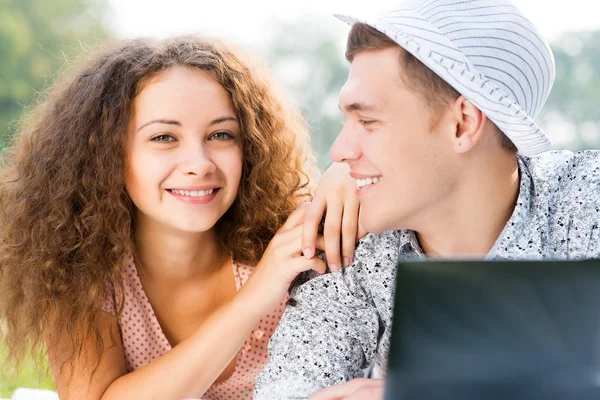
[103,259,285,400]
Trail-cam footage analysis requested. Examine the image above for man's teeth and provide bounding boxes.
[170,189,215,197]
[356,177,381,190]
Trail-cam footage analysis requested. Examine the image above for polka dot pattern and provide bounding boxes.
[103,259,285,400]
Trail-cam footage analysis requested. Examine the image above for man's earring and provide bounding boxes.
[457,142,462,147]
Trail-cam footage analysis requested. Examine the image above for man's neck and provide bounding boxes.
[133,216,228,283]
[416,154,520,259]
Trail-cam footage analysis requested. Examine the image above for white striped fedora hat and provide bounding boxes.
[335,0,555,156]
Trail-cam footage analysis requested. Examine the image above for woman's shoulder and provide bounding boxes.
[102,258,140,315]
[234,262,255,287]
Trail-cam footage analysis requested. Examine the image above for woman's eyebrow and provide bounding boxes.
[208,116,238,127]
[137,119,181,132]
[136,116,238,132]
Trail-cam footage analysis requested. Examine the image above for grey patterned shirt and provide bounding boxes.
[254,151,600,399]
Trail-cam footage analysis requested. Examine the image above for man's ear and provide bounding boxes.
[447,95,488,154]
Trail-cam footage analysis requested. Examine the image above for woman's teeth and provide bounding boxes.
[356,177,381,190]
[170,189,215,197]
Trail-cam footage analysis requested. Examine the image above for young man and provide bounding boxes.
[255,0,600,398]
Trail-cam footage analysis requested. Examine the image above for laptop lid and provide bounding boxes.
[385,260,600,400]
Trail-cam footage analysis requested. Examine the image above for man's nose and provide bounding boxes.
[330,124,362,163]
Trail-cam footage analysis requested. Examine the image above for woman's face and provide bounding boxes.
[125,66,243,234]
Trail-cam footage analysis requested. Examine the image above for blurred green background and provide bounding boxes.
[1,0,599,396]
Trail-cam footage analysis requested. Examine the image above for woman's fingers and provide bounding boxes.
[322,201,343,272]
[282,203,311,232]
[276,225,325,258]
[288,255,327,276]
[340,196,360,266]
[301,198,327,259]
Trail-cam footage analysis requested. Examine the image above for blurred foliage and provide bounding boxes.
[539,31,600,149]
[0,0,111,149]
[0,345,55,397]
[263,18,349,169]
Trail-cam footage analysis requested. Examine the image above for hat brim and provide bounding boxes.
[334,13,552,156]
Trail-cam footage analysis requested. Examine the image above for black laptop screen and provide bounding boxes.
[385,260,600,400]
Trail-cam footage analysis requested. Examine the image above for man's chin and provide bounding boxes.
[360,215,395,235]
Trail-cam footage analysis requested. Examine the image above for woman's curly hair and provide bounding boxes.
[0,36,314,373]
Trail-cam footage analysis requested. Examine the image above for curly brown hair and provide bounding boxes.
[0,36,314,374]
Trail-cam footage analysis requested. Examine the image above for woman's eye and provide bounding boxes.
[209,131,234,141]
[151,134,176,143]
[359,119,374,126]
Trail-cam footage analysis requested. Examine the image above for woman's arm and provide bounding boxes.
[48,290,265,400]
[48,310,127,399]
[104,293,260,399]
[48,206,325,400]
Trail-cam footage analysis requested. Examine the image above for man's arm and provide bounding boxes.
[254,262,379,399]
[254,229,407,399]
[255,231,402,399]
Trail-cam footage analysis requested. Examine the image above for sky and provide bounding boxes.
[107,0,600,44]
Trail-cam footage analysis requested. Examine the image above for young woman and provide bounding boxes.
[0,36,359,399]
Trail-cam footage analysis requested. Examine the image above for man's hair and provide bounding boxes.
[346,23,518,154]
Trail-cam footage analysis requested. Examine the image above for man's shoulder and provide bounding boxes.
[353,230,405,264]
[525,150,600,186]
[291,230,403,299]
[524,150,600,204]
[520,150,600,258]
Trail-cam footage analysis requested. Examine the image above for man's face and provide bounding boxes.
[331,47,458,233]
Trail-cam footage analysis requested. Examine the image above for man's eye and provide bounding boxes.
[151,134,176,142]
[209,131,234,141]
[359,120,374,126]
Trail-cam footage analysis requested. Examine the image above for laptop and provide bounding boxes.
[385,260,600,400]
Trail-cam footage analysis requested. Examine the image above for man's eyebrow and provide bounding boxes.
[136,119,181,132]
[338,102,380,113]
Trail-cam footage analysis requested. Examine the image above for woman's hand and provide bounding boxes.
[303,162,368,272]
[239,204,327,317]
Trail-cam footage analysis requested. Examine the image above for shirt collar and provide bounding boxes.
[398,230,424,257]
[487,155,534,257]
